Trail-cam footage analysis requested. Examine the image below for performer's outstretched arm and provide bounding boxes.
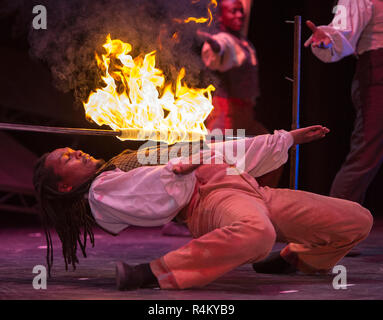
[239,126,329,178]
[305,0,373,62]
[198,30,257,72]
[173,126,329,177]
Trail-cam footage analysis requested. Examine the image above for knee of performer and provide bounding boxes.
[239,219,276,260]
[349,203,374,240]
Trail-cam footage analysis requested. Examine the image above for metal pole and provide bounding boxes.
[0,122,251,141]
[0,122,121,137]
[287,16,301,190]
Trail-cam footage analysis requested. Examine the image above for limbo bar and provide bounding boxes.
[0,122,207,143]
[0,122,120,137]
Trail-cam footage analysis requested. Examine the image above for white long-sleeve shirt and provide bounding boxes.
[201,32,260,102]
[201,32,258,72]
[312,0,383,63]
[88,130,294,234]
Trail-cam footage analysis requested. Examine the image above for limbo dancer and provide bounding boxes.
[197,0,282,188]
[33,125,373,290]
[305,0,383,205]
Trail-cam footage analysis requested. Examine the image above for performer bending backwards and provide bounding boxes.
[33,125,373,290]
[305,0,383,205]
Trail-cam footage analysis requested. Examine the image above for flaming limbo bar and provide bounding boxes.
[0,122,247,141]
[0,122,208,142]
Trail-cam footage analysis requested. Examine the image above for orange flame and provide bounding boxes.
[174,0,217,26]
[172,32,180,43]
[83,35,215,144]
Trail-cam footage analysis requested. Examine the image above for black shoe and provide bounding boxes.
[252,251,297,274]
[116,262,159,290]
[116,261,140,290]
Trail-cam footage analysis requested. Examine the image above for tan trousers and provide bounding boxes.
[151,164,373,289]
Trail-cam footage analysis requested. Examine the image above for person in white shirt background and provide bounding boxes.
[305,0,383,207]
[32,125,373,290]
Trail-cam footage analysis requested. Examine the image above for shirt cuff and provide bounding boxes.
[284,131,295,149]
[311,26,355,63]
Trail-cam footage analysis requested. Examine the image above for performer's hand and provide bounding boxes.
[290,125,330,145]
[171,148,223,174]
[172,150,208,175]
[172,162,202,175]
[196,29,221,53]
[304,20,333,49]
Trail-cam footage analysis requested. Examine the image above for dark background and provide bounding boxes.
[0,0,381,220]
[250,0,382,214]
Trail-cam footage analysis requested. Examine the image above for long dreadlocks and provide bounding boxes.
[33,154,97,277]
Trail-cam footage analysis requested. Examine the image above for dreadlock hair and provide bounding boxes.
[33,153,97,277]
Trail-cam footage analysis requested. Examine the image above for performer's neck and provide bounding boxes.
[220,26,243,39]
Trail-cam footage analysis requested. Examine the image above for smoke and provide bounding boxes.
[4,0,219,108]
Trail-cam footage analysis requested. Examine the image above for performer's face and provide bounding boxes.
[219,0,245,33]
[45,147,103,192]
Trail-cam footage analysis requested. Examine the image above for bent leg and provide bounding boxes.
[151,189,276,289]
[261,187,373,273]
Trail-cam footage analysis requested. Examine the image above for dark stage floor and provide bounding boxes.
[1,216,383,300]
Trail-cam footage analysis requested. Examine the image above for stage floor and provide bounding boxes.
[1,216,383,300]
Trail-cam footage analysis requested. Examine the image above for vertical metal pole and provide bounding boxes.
[289,16,301,190]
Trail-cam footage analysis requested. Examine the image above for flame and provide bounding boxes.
[83,35,215,144]
[182,16,209,24]
[172,32,180,43]
[174,0,217,26]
